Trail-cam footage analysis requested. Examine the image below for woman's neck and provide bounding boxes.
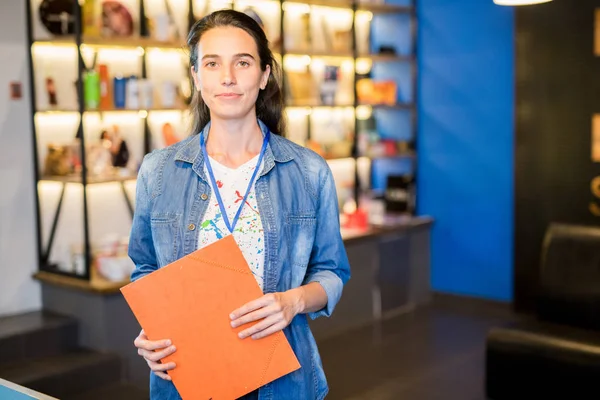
[205,117,264,169]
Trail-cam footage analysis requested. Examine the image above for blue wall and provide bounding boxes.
[417,1,514,301]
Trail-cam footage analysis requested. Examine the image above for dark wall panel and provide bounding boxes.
[515,1,600,311]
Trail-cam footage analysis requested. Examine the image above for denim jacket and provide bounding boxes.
[129,119,351,400]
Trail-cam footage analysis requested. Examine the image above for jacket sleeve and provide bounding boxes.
[302,165,351,319]
[128,158,158,282]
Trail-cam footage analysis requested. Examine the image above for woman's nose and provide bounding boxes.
[221,66,235,86]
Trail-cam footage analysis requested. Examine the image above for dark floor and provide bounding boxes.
[0,293,517,399]
[318,293,518,400]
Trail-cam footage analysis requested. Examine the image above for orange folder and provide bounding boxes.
[120,235,301,399]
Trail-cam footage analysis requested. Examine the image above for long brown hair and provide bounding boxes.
[186,9,285,136]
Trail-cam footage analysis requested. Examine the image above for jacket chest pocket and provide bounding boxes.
[285,213,317,270]
[150,213,181,267]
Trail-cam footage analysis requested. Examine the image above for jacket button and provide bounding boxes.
[200,193,208,200]
[188,224,196,231]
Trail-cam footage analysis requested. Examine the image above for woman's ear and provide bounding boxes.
[190,66,201,91]
[260,65,271,90]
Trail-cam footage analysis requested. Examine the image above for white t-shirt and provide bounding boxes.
[197,155,265,291]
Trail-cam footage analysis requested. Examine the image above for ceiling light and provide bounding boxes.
[493,0,551,5]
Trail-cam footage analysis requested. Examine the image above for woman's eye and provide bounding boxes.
[238,60,250,67]
[205,62,217,68]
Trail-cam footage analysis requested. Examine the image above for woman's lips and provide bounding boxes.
[217,93,242,98]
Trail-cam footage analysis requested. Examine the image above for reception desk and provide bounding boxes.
[36,216,433,388]
[310,216,434,340]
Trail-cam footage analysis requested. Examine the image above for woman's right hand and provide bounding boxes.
[134,329,177,381]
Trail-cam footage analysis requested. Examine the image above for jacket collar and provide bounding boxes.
[174,119,293,180]
[174,119,293,164]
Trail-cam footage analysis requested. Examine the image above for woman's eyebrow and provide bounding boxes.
[201,53,256,60]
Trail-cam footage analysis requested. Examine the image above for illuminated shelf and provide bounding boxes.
[369,152,416,160]
[40,175,137,184]
[359,53,415,62]
[284,0,353,10]
[283,0,413,14]
[285,49,354,58]
[36,106,189,114]
[34,35,185,50]
[323,155,355,161]
[286,101,355,108]
[359,103,414,111]
[356,2,413,14]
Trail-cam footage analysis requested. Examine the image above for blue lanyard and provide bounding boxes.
[200,129,270,234]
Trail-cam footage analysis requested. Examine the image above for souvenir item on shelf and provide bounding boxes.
[82,0,101,36]
[88,133,114,176]
[311,112,354,159]
[343,207,369,230]
[285,11,312,51]
[140,79,154,108]
[94,235,135,282]
[111,126,130,168]
[332,29,352,53]
[305,140,325,158]
[382,139,397,157]
[43,143,73,176]
[162,122,180,147]
[83,69,100,109]
[70,243,86,275]
[150,0,180,42]
[385,175,414,214]
[125,75,140,109]
[163,0,180,39]
[284,70,318,106]
[151,13,171,41]
[328,141,353,159]
[99,64,112,109]
[356,78,397,106]
[160,81,177,107]
[113,75,127,108]
[83,51,100,109]
[45,77,58,106]
[357,116,378,157]
[378,45,397,55]
[39,0,76,35]
[100,125,130,168]
[320,65,339,106]
[398,141,410,154]
[300,12,311,50]
[101,1,134,37]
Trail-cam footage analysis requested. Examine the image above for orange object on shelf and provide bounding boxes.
[120,235,301,400]
[161,122,180,147]
[356,78,398,106]
[98,64,112,109]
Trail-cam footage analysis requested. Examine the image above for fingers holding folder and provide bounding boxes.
[134,329,177,381]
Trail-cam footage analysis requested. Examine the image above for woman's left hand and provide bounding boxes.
[229,289,303,340]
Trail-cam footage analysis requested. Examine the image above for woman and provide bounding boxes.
[129,9,350,400]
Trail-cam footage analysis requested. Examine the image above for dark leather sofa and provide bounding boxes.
[485,223,600,399]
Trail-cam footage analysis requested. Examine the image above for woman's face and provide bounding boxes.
[191,26,270,123]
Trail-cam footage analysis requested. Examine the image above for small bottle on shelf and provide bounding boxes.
[99,64,111,109]
[83,68,100,110]
[125,75,140,109]
[113,75,127,109]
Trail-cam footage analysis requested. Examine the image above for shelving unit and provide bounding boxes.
[26,0,417,289]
